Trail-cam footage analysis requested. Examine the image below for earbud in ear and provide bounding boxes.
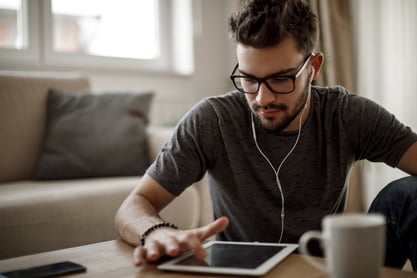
[309,68,315,84]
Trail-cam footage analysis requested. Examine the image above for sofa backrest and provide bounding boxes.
[0,71,90,183]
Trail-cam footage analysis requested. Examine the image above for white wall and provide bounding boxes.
[352,0,417,208]
[88,0,238,126]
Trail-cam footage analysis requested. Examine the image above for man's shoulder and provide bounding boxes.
[182,91,247,123]
[203,91,247,112]
[205,90,246,103]
[312,85,378,107]
[312,85,370,107]
[312,85,349,98]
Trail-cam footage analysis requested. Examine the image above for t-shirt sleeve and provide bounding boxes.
[146,98,220,196]
[342,95,417,167]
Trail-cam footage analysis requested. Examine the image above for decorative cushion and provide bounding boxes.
[0,72,90,182]
[33,89,153,180]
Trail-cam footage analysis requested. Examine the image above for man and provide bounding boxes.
[115,0,417,270]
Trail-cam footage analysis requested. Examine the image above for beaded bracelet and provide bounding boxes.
[140,221,178,246]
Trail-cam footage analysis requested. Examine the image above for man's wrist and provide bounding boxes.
[140,221,178,246]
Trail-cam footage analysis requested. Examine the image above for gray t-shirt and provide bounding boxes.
[147,86,417,243]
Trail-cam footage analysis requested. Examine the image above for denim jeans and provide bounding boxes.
[368,176,417,271]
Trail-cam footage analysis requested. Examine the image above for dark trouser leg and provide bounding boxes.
[368,176,417,271]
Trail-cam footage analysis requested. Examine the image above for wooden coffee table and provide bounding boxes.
[0,240,415,277]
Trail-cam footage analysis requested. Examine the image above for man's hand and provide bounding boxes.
[133,216,229,266]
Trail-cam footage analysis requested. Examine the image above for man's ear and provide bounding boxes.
[311,52,324,80]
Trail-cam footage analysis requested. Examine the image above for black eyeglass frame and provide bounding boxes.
[229,53,314,94]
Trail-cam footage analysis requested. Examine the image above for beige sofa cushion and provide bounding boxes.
[0,176,200,259]
[0,72,90,182]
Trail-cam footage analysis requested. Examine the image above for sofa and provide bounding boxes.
[0,71,213,259]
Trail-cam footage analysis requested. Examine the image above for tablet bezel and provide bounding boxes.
[157,241,298,276]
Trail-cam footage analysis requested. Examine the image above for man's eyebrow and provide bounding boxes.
[238,67,297,78]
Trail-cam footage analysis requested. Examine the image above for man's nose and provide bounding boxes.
[255,82,276,106]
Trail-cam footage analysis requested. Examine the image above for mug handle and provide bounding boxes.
[298,231,328,272]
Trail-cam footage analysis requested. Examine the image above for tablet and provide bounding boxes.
[158,241,298,276]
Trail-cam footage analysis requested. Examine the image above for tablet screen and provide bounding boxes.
[158,241,298,276]
[177,244,285,268]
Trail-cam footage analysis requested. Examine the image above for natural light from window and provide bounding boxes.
[51,0,160,60]
[0,0,24,49]
[0,0,193,74]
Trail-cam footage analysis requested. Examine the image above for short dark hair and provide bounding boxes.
[228,0,319,55]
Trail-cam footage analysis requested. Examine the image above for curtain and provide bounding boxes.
[309,0,363,212]
[309,0,355,92]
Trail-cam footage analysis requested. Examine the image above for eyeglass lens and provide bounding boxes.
[233,76,294,94]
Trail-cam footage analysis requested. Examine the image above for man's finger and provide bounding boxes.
[194,216,230,240]
[133,246,147,266]
[176,232,207,260]
[164,235,181,257]
[133,217,229,267]
[145,239,164,262]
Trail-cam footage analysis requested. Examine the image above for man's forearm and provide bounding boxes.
[115,194,165,246]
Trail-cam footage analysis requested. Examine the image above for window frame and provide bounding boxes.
[0,0,40,65]
[0,0,194,75]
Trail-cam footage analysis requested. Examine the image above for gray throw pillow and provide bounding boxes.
[33,89,154,180]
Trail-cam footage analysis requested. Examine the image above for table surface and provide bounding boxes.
[0,240,415,278]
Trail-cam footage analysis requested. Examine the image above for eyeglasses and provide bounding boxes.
[229,53,314,94]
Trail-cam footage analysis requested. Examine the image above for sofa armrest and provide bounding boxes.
[194,175,214,226]
[145,126,214,228]
[146,126,175,161]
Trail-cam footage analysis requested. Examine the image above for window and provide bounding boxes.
[0,0,194,74]
[0,0,24,49]
[0,0,38,63]
[51,0,159,60]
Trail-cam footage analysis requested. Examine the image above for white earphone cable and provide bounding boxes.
[251,89,310,243]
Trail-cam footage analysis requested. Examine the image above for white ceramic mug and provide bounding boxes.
[299,213,386,278]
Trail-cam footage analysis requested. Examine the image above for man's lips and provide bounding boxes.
[259,109,280,118]
[253,104,287,118]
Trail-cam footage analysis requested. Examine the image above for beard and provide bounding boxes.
[250,77,310,132]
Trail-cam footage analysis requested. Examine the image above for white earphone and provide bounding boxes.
[251,66,350,241]
[251,87,311,243]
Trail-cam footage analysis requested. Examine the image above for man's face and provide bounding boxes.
[236,37,312,132]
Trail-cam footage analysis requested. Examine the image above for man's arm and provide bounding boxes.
[115,173,176,246]
[397,141,417,175]
[114,173,229,266]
